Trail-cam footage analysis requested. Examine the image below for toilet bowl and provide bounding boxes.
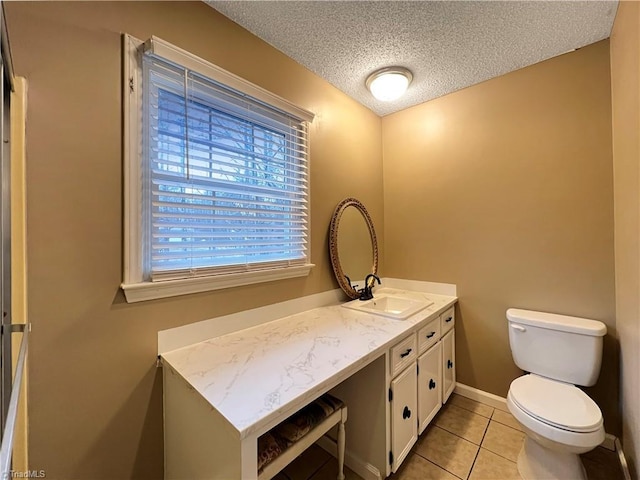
[506,309,607,480]
[507,374,604,479]
[508,374,604,451]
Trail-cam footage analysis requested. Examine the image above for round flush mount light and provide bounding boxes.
[366,67,413,102]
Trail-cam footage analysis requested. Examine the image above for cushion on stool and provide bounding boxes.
[257,393,345,472]
[257,432,287,473]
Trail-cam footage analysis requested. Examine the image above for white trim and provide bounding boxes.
[123,263,313,304]
[144,36,314,123]
[382,278,457,296]
[601,433,616,451]
[122,34,144,286]
[158,286,345,354]
[454,382,510,412]
[122,33,314,303]
[615,437,633,480]
[316,435,382,480]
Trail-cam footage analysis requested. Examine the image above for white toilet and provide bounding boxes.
[506,308,607,480]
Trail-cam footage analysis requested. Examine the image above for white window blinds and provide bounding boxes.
[141,50,310,282]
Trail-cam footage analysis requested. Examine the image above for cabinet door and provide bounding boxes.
[418,342,442,434]
[442,330,456,403]
[390,363,417,473]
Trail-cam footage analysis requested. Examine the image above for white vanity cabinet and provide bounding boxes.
[161,289,457,480]
[388,307,456,473]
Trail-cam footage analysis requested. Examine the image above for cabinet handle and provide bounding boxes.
[447,359,453,369]
[429,379,436,390]
[402,406,412,419]
[426,331,436,339]
[445,317,453,323]
[400,348,412,358]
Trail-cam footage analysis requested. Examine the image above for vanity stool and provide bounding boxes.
[257,393,347,480]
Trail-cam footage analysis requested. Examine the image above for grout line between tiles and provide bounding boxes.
[478,420,524,465]
[491,418,523,434]
[412,427,467,479]
[433,415,489,447]
[491,417,522,432]
[417,399,516,480]
[305,456,332,480]
[425,456,466,480]
[450,398,495,419]
[466,415,493,479]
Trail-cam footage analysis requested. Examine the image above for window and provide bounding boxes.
[122,35,314,302]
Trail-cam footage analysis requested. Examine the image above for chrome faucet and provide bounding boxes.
[359,274,381,301]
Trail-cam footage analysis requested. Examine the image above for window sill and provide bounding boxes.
[121,264,314,303]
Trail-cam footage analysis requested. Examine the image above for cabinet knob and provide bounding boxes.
[447,359,453,369]
[429,379,436,390]
[445,317,453,323]
[402,406,412,419]
[400,348,412,358]
[426,331,436,339]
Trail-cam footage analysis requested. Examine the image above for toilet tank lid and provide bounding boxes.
[506,309,607,336]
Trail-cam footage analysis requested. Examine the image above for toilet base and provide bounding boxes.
[517,436,587,480]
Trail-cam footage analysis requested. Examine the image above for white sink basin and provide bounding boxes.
[342,294,433,320]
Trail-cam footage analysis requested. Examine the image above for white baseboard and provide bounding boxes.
[454,383,509,412]
[316,435,382,480]
[601,433,616,451]
[615,438,633,480]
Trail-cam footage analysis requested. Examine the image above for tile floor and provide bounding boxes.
[277,393,625,480]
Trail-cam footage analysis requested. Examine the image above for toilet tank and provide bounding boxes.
[507,308,607,386]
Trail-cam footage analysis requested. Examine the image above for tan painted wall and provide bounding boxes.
[4,2,383,478]
[382,41,619,434]
[10,76,28,473]
[610,2,640,477]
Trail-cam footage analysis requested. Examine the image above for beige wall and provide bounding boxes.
[4,2,383,478]
[610,2,640,477]
[10,76,28,473]
[382,41,619,434]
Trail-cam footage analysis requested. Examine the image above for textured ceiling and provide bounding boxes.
[208,1,617,116]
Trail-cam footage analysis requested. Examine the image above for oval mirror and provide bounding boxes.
[329,198,379,299]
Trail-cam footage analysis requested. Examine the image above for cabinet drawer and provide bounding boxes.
[418,318,441,354]
[390,334,417,377]
[441,307,455,334]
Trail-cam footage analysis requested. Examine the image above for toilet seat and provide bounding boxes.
[509,374,602,433]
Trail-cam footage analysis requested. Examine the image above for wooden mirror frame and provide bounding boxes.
[329,197,379,299]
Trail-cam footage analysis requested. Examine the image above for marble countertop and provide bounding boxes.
[161,287,457,439]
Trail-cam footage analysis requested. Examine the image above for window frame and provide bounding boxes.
[121,34,314,303]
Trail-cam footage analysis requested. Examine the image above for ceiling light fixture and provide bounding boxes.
[366,67,413,102]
